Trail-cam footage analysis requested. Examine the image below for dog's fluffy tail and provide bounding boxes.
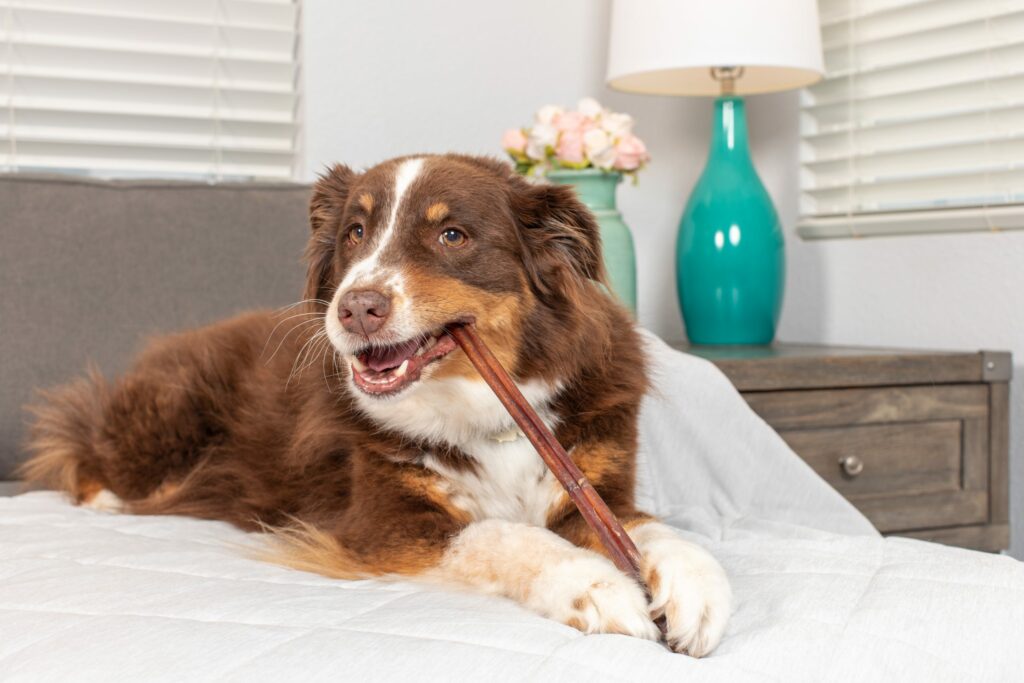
[256,520,374,580]
[19,367,111,501]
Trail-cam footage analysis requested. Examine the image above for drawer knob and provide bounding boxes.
[840,455,864,477]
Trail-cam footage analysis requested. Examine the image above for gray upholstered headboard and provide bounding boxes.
[0,174,312,479]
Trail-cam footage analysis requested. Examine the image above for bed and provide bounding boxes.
[2,335,1023,681]
[1,175,1022,681]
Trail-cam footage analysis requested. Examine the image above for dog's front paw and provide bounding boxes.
[528,554,661,642]
[633,522,732,657]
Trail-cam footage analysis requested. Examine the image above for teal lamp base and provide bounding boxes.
[677,96,784,345]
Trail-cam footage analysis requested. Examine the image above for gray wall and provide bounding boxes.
[302,0,1021,557]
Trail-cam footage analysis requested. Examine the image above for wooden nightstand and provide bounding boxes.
[678,343,1012,552]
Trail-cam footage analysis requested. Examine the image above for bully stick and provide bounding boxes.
[447,323,668,640]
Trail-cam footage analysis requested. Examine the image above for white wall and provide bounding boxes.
[303,0,1020,557]
[302,0,714,341]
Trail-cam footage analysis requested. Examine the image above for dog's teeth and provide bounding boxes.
[414,346,426,357]
[394,360,409,378]
[351,356,367,372]
[424,337,437,350]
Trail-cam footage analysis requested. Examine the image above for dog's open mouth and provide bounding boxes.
[348,329,458,396]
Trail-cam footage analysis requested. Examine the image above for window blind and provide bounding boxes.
[799,0,1024,238]
[1,0,300,180]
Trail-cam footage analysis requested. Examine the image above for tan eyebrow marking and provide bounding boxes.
[357,193,374,213]
[425,202,449,223]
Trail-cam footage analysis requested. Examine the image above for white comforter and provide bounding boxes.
[1,333,1022,682]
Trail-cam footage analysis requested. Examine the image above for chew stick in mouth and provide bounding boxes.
[446,323,668,641]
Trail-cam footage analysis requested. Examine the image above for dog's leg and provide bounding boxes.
[542,435,732,657]
[430,519,660,641]
[628,521,731,657]
[552,512,731,657]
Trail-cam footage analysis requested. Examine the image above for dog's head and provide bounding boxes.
[306,154,607,410]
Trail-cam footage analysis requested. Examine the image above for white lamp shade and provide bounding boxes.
[607,0,824,97]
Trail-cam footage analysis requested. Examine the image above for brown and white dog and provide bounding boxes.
[21,154,731,656]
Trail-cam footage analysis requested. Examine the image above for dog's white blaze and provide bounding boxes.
[325,158,423,355]
[337,157,424,293]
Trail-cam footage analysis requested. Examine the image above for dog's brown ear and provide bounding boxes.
[305,164,355,304]
[512,181,607,301]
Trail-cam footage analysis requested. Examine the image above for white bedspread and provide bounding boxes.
[1,333,1022,681]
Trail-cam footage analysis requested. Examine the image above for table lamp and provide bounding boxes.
[607,0,824,345]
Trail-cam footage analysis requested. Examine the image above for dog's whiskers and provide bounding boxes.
[261,298,331,360]
[287,330,330,388]
[320,336,341,393]
[272,298,330,315]
[285,331,321,386]
[263,316,325,365]
[294,330,326,374]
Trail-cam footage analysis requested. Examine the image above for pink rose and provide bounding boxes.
[555,129,586,166]
[501,128,527,154]
[613,133,649,171]
[556,110,595,133]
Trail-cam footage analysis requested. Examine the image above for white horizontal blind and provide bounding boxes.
[1,0,300,180]
[799,0,1024,238]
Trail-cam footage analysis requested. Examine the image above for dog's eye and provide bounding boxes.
[439,228,467,248]
[346,225,364,245]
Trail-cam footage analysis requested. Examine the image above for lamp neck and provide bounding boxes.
[708,96,752,165]
[710,66,744,96]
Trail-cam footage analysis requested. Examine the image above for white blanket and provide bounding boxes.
[1,333,1022,681]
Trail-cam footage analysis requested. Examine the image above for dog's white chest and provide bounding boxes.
[424,437,561,525]
[369,374,564,524]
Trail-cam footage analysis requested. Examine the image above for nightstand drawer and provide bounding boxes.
[743,385,990,533]
[686,342,1010,552]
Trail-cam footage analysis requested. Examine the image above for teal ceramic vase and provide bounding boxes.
[547,169,637,313]
[677,97,784,345]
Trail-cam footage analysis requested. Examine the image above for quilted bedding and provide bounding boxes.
[1,334,1022,682]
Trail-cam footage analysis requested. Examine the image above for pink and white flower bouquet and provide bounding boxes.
[502,98,650,178]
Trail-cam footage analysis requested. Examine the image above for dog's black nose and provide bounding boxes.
[338,290,391,335]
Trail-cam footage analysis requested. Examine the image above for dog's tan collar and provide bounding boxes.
[489,426,524,443]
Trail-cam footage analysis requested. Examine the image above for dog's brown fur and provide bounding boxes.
[21,154,648,573]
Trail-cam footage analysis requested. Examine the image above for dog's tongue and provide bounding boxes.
[361,338,421,372]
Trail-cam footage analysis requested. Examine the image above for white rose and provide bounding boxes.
[601,112,634,139]
[577,97,604,119]
[583,128,616,170]
[526,122,558,161]
[535,105,564,126]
